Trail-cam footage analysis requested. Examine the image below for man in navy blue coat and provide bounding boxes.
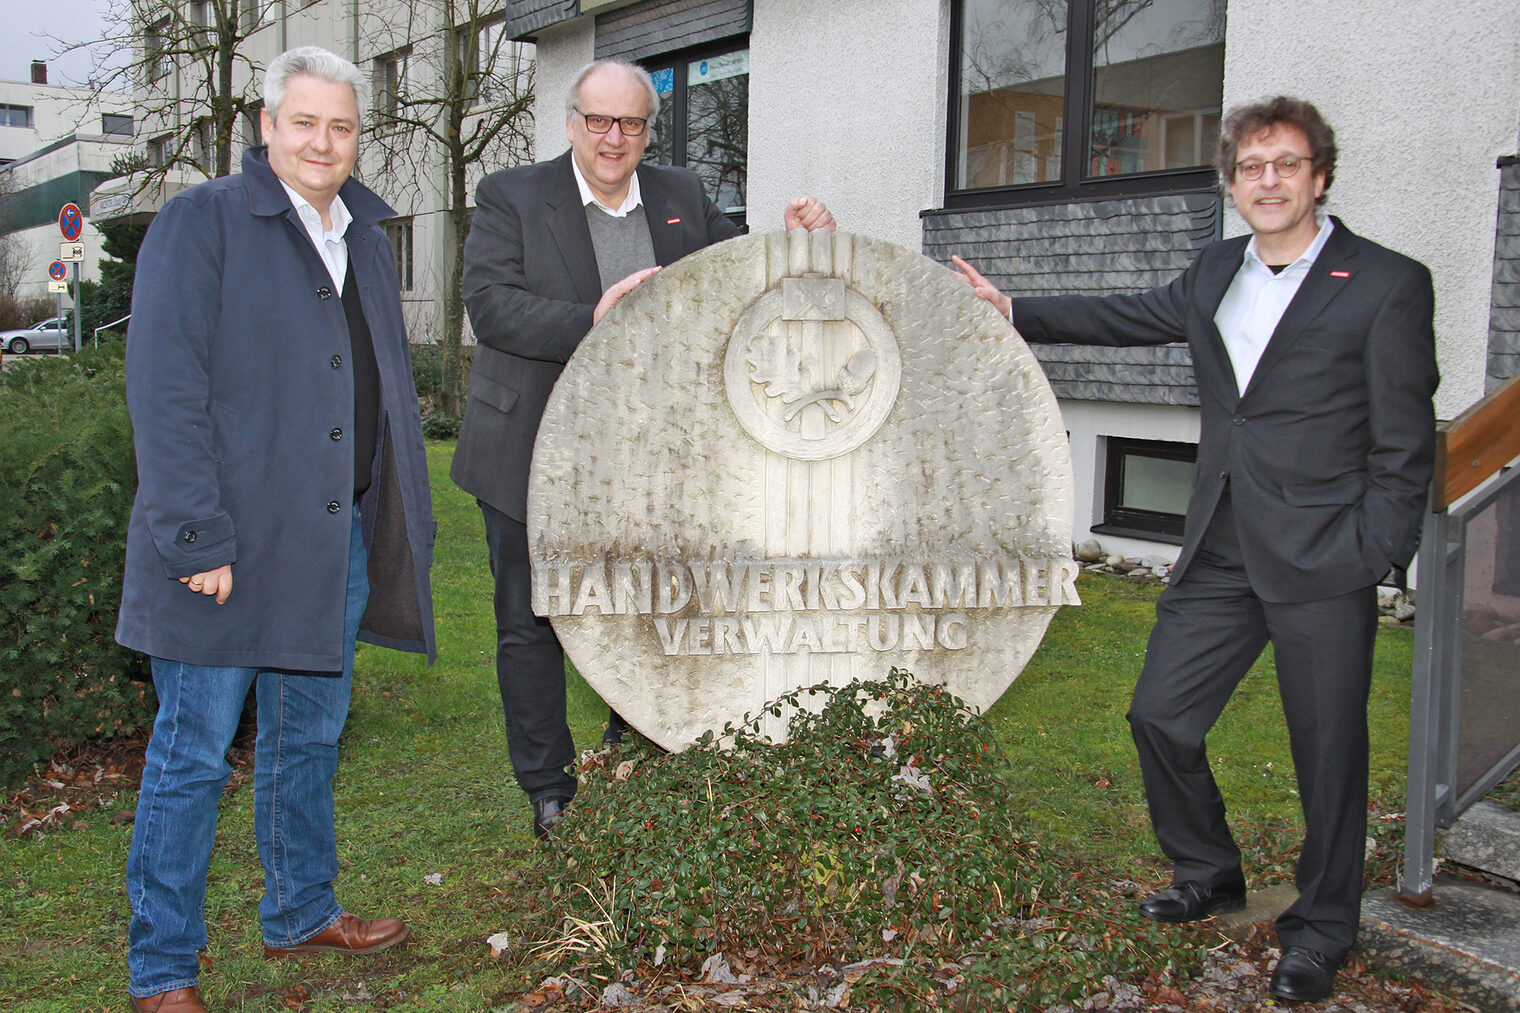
[955,98,1437,1003]
[117,48,435,1013]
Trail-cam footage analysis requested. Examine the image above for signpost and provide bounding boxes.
[58,204,84,352]
[47,260,69,353]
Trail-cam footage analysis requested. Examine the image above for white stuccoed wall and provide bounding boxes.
[531,18,596,165]
[747,0,947,250]
[1222,0,1520,420]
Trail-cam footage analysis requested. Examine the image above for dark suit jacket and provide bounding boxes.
[452,150,740,520]
[1013,217,1438,603]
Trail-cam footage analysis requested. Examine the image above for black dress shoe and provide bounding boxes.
[1270,946,1336,1002]
[603,709,629,745]
[1137,879,1246,923]
[532,795,571,838]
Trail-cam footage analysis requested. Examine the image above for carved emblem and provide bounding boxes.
[723,241,902,461]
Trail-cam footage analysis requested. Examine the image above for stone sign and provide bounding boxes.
[528,230,1077,749]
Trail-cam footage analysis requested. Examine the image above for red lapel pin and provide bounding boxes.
[666,217,682,225]
[1330,270,1350,278]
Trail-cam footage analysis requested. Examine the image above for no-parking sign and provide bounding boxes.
[59,203,84,242]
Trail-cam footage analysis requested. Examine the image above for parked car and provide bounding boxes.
[0,318,72,355]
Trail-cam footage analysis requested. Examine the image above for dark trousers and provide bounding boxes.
[479,501,577,802]
[1127,488,1377,959]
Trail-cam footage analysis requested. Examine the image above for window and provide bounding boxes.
[385,218,414,291]
[0,104,34,128]
[645,44,749,226]
[374,50,409,118]
[240,0,263,32]
[187,120,213,170]
[102,113,134,137]
[243,102,263,149]
[188,1,212,41]
[948,0,1224,206]
[146,17,173,80]
[1095,437,1196,542]
[148,133,174,168]
[455,18,525,107]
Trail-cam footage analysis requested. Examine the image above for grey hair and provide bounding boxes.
[564,59,660,122]
[263,47,369,122]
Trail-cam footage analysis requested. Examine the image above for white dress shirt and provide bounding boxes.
[279,180,351,294]
[1213,217,1335,396]
[570,155,644,218]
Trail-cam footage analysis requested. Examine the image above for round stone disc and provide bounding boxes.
[528,230,1076,749]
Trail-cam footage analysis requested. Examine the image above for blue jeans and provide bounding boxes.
[126,509,368,998]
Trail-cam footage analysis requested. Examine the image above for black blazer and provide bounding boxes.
[1013,217,1438,603]
[452,150,740,520]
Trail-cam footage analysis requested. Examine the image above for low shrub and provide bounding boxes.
[0,346,151,786]
[409,342,448,401]
[410,342,470,439]
[544,670,1190,1009]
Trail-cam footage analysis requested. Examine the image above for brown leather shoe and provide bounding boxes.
[263,913,409,958]
[129,986,208,1012]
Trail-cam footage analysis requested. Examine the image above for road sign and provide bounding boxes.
[48,261,67,281]
[59,242,86,263]
[48,281,69,294]
[59,203,84,241]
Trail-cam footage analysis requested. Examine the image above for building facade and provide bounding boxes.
[510,0,1520,560]
[87,1,532,345]
[0,65,134,305]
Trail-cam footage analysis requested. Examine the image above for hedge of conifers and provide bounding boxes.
[0,344,152,786]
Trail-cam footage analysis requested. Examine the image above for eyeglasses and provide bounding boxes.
[575,109,649,137]
[1234,155,1312,181]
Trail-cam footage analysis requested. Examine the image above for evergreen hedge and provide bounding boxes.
[0,346,151,786]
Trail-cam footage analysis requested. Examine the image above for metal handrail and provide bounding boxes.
[1400,371,1520,904]
[92,314,131,348]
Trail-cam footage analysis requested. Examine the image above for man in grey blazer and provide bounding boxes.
[955,97,1437,1003]
[454,58,833,839]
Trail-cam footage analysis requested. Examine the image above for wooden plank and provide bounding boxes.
[1434,373,1520,511]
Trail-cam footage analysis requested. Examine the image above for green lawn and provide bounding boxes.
[0,441,1421,1011]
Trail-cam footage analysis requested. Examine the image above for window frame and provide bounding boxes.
[148,133,174,168]
[373,48,411,120]
[102,112,134,137]
[944,0,1221,210]
[1093,436,1197,544]
[385,217,415,292]
[146,17,173,82]
[456,16,524,109]
[640,36,750,231]
[1,104,35,129]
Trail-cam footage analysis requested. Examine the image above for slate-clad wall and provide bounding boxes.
[504,0,581,41]
[921,191,1220,406]
[595,0,751,61]
[1489,156,1520,391]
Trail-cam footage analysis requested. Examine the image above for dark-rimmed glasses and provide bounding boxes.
[1234,155,1312,181]
[574,109,649,136]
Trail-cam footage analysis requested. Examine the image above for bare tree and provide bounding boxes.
[363,0,534,417]
[65,1,321,185]
[0,170,24,304]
